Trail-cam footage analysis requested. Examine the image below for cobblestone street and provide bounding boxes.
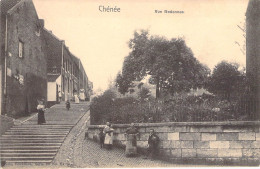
[52,105,194,168]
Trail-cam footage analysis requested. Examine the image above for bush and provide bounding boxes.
[90,89,254,125]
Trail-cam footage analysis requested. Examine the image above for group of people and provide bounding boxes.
[98,122,160,159]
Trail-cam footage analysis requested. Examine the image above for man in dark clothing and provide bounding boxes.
[147,129,160,160]
[99,128,105,148]
[66,100,70,110]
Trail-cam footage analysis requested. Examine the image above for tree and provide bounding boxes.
[206,61,245,100]
[115,72,132,95]
[138,87,150,101]
[116,29,210,98]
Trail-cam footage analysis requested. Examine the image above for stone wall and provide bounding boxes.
[87,121,260,166]
[0,115,14,136]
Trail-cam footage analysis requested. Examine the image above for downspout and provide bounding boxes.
[4,15,8,96]
[61,40,64,101]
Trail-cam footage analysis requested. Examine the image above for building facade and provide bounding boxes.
[246,0,260,118]
[0,0,92,115]
[43,29,91,106]
[0,0,47,117]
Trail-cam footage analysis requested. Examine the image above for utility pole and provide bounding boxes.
[0,2,2,115]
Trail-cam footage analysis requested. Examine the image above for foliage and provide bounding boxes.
[90,88,254,125]
[115,73,132,95]
[206,61,246,100]
[116,29,210,98]
[90,89,116,124]
[138,87,150,101]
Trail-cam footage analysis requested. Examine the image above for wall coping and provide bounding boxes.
[88,121,260,129]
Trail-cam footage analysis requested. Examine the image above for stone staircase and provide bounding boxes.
[0,124,74,165]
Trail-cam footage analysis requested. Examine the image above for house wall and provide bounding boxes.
[3,0,47,117]
[43,28,90,102]
[47,82,56,102]
[43,29,62,75]
[0,115,14,136]
[87,121,260,166]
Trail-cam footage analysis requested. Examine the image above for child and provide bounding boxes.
[99,128,105,148]
[66,100,70,110]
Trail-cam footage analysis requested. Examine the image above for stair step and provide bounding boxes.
[7,129,70,131]
[4,132,69,135]
[0,143,62,146]
[10,127,72,130]
[13,124,74,127]
[1,152,56,157]
[2,134,66,137]
[6,160,52,165]
[0,137,64,141]
[7,128,70,132]
[0,140,63,143]
[1,156,54,160]
[1,146,60,150]
[0,150,58,153]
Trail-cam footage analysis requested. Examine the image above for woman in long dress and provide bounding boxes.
[103,122,114,149]
[37,99,46,125]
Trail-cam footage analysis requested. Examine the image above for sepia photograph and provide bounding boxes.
[0,0,259,168]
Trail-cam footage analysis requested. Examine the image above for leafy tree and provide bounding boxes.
[90,89,116,124]
[116,29,210,98]
[138,87,150,101]
[206,61,245,100]
[115,72,132,95]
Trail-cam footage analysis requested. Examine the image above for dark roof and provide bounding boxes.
[47,74,60,82]
[1,0,23,15]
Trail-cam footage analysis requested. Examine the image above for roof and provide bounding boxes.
[1,0,22,14]
[43,28,62,42]
[47,74,60,82]
[7,0,27,15]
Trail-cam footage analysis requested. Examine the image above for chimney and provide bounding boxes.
[39,19,44,28]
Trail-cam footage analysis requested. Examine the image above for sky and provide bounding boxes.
[33,0,248,92]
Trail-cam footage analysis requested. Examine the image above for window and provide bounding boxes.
[18,41,24,58]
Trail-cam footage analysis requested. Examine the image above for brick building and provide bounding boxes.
[0,0,92,115]
[246,0,260,118]
[43,29,91,106]
[0,0,47,117]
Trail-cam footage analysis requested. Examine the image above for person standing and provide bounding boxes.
[125,123,139,156]
[74,94,80,104]
[58,91,62,103]
[99,128,105,148]
[147,129,159,160]
[103,122,114,149]
[66,100,70,111]
[37,99,46,125]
